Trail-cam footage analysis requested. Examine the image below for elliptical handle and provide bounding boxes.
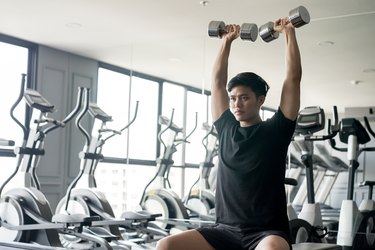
[62,87,86,124]
[184,112,198,142]
[201,123,217,154]
[120,101,139,133]
[10,74,28,140]
[75,88,91,146]
[157,109,175,151]
[102,101,139,143]
[321,105,340,140]
[329,106,340,135]
[364,116,375,138]
[43,87,85,135]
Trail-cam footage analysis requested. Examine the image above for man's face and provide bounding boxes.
[229,85,265,125]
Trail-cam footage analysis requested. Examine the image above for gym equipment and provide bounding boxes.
[291,143,348,225]
[259,5,310,42]
[0,139,16,157]
[292,106,343,245]
[293,106,338,228]
[360,116,375,211]
[329,116,375,249]
[55,100,163,249]
[0,139,15,146]
[139,109,203,232]
[208,20,258,42]
[285,177,317,244]
[184,123,218,219]
[314,144,348,206]
[0,74,111,249]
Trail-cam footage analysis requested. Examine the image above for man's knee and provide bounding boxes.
[255,235,290,250]
[156,237,172,250]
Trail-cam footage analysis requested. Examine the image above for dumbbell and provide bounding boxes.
[208,21,258,42]
[259,6,310,42]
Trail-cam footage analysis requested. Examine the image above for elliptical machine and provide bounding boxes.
[0,74,111,249]
[55,99,162,249]
[183,123,217,220]
[139,109,200,232]
[329,116,375,249]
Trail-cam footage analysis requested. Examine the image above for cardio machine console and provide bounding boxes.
[295,106,325,134]
[24,89,55,113]
[88,103,112,122]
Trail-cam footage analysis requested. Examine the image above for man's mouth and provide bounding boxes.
[234,110,243,115]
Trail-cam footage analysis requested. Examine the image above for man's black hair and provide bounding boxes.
[227,72,270,97]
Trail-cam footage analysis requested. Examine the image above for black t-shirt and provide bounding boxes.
[213,108,296,233]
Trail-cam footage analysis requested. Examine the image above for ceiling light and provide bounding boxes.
[65,22,82,29]
[317,41,334,46]
[350,80,361,85]
[200,1,209,6]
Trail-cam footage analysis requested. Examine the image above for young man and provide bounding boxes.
[156,16,301,250]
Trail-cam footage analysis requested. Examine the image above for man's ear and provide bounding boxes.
[257,95,265,107]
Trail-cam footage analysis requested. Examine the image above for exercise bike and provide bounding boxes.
[329,116,375,249]
[291,106,343,243]
[359,116,375,212]
[290,106,344,250]
[0,74,112,249]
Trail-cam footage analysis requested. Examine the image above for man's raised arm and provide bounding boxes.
[276,18,302,121]
[211,24,240,122]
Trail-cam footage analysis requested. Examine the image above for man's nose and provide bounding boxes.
[234,99,242,107]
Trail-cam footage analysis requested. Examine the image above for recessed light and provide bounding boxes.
[65,22,82,29]
[317,41,334,46]
[350,80,362,85]
[200,0,209,6]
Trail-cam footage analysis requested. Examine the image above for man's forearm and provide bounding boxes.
[285,29,302,84]
[212,39,232,91]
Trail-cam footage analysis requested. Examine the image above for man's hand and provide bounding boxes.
[222,24,240,43]
[274,17,295,35]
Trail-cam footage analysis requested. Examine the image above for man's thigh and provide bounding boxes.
[156,229,215,250]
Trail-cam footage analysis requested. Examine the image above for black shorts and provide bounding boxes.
[196,223,292,250]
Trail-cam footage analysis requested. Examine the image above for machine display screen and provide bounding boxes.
[298,114,318,123]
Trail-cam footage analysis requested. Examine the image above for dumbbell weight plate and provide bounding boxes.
[240,23,258,42]
[208,21,226,38]
[289,6,310,28]
[259,21,279,43]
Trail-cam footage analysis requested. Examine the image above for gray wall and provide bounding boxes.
[35,45,97,210]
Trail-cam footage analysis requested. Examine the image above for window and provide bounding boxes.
[127,76,159,160]
[97,68,159,161]
[185,90,209,165]
[0,37,34,186]
[96,65,213,214]
[97,68,130,157]
[161,82,185,165]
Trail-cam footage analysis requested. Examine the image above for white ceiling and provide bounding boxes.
[1,0,374,116]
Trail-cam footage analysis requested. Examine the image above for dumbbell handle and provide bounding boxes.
[208,21,258,42]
